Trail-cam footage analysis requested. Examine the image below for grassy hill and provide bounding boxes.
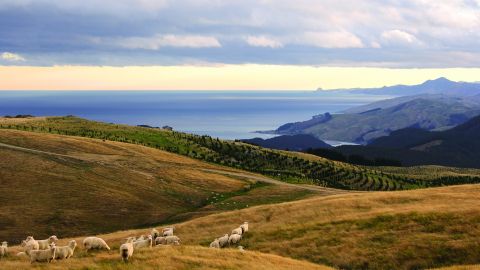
[0,129,319,243]
[2,116,480,192]
[1,245,332,270]
[3,184,480,269]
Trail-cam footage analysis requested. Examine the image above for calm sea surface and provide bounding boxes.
[0,91,389,140]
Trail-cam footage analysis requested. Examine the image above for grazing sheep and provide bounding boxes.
[37,235,59,250]
[22,237,39,255]
[83,237,110,252]
[151,228,160,240]
[0,241,7,258]
[231,227,243,236]
[218,234,229,248]
[120,238,135,262]
[154,236,166,246]
[29,243,56,264]
[240,222,249,233]
[54,240,77,260]
[165,235,180,245]
[228,234,242,245]
[209,239,220,249]
[133,235,152,249]
[16,252,27,257]
[163,228,174,237]
[238,246,245,252]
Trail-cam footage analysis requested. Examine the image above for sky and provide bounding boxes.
[1,0,480,90]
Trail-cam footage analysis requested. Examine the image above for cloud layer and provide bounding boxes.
[1,0,480,67]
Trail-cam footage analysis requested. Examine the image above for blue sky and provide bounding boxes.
[2,0,480,67]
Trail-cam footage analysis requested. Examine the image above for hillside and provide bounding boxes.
[241,134,332,151]
[334,114,480,168]
[0,129,323,243]
[3,184,477,270]
[271,95,480,144]
[1,245,332,270]
[3,116,480,192]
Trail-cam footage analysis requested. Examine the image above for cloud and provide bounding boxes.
[113,34,222,50]
[1,52,26,62]
[301,31,364,48]
[381,30,423,47]
[245,36,283,48]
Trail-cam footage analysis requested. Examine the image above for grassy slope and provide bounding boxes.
[109,184,479,270]
[0,129,316,243]
[2,116,480,191]
[0,246,332,270]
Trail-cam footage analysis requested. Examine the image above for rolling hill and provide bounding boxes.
[334,114,480,168]
[4,184,480,270]
[270,95,480,144]
[0,128,322,243]
[1,116,480,193]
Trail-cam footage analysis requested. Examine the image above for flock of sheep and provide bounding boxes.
[0,222,248,264]
[209,222,248,250]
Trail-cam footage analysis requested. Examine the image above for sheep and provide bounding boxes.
[29,243,56,264]
[218,234,229,248]
[133,235,152,249]
[21,237,39,255]
[137,235,147,241]
[151,228,160,240]
[83,237,110,252]
[163,227,174,237]
[165,235,180,245]
[240,222,249,233]
[37,235,59,250]
[154,236,166,246]
[209,239,220,249]
[0,241,7,258]
[228,234,242,245]
[231,227,243,236]
[16,252,27,257]
[120,238,135,262]
[238,246,245,252]
[54,240,77,260]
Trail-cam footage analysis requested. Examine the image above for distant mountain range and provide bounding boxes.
[333,114,480,168]
[265,78,480,144]
[241,134,332,151]
[328,77,480,96]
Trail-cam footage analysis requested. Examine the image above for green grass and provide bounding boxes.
[2,116,480,191]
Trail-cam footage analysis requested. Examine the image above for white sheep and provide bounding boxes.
[218,234,229,248]
[54,240,77,260]
[137,235,147,241]
[120,238,135,262]
[209,239,220,249]
[231,227,243,235]
[238,246,245,252]
[29,243,56,264]
[154,236,166,246]
[228,234,242,245]
[37,235,59,250]
[16,252,27,257]
[151,229,160,240]
[22,237,39,255]
[133,235,152,249]
[240,222,249,233]
[163,228,174,237]
[83,237,111,252]
[165,235,180,245]
[0,241,7,258]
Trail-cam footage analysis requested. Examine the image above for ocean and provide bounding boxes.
[0,91,389,141]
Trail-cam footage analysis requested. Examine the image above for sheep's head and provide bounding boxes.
[49,243,56,250]
[20,240,27,247]
[1,241,7,246]
[49,235,59,242]
[69,240,77,248]
[26,236,34,241]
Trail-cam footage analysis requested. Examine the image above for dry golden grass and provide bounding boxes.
[85,184,480,270]
[0,129,318,243]
[432,266,480,270]
[0,245,332,270]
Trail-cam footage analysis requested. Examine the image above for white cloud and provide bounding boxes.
[301,31,364,48]
[381,30,422,47]
[1,52,26,62]
[115,34,222,50]
[245,36,283,48]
